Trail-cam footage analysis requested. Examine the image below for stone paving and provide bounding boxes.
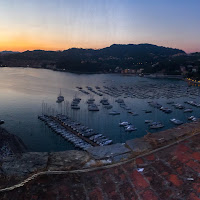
[1,133,200,199]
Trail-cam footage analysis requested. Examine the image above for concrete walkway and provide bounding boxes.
[1,133,200,199]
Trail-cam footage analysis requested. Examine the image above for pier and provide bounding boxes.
[50,116,99,147]
[38,114,113,150]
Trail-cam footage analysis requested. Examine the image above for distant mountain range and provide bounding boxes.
[1,44,198,74]
[0,51,19,54]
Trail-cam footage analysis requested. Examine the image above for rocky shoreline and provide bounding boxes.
[0,127,27,159]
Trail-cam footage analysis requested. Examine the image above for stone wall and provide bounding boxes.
[1,120,200,190]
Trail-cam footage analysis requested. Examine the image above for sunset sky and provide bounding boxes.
[0,0,200,53]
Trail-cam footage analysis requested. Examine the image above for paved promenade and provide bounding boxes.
[1,133,200,199]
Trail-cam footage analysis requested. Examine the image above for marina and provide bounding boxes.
[1,68,200,152]
[38,114,113,150]
[1,1,199,198]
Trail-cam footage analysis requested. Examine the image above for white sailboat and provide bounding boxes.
[57,89,64,103]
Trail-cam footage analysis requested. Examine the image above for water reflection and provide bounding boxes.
[0,67,199,152]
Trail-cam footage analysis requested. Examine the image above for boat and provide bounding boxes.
[88,104,99,111]
[174,103,185,109]
[163,108,172,114]
[87,98,95,104]
[128,110,133,114]
[104,105,113,109]
[0,120,5,125]
[71,96,81,109]
[73,97,81,102]
[149,123,164,129]
[56,89,64,103]
[119,121,130,126]
[192,117,197,122]
[160,107,172,113]
[185,101,200,107]
[90,134,102,139]
[170,118,183,125]
[100,140,113,146]
[184,108,193,113]
[120,103,126,108]
[109,111,120,115]
[124,125,137,132]
[148,121,160,125]
[145,110,152,113]
[188,116,195,120]
[145,120,153,123]
[115,99,124,103]
[71,104,80,109]
[132,113,139,116]
[148,122,164,129]
[166,101,174,104]
[148,101,162,109]
[100,98,109,105]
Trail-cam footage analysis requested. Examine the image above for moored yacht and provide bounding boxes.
[87,98,95,104]
[119,121,130,126]
[149,123,164,129]
[184,108,193,113]
[88,104,99,111]
[109,110,120,115]
[145,120,153,123]
[170,118,183,125]
[124,125,137,132]
[56,89,64,103]
[0,120,5,125]
[148,122,164,129]
[192,117,197,122]
[145,110,152,113]
[100,97,109,105]
[188,116,197,121]
[160,107,172,113]
[132,112,139,116]
[174,103,185,109]
[188,116,195,120]
[71,104,80,109]
[104,104,113,109]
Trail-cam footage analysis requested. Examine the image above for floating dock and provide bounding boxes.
[51,116,99,147]
[38,114,113,150]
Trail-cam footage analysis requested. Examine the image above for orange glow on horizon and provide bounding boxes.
[0,34,197,53]
[0,37,111,52]
[0,44,196,54]
[0,29,198,53]
[0,0,199,54]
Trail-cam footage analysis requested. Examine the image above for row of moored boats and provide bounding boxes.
[75,83,200,100]
[38,114,113,148]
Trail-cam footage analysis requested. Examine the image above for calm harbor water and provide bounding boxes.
[0,67,199,152]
